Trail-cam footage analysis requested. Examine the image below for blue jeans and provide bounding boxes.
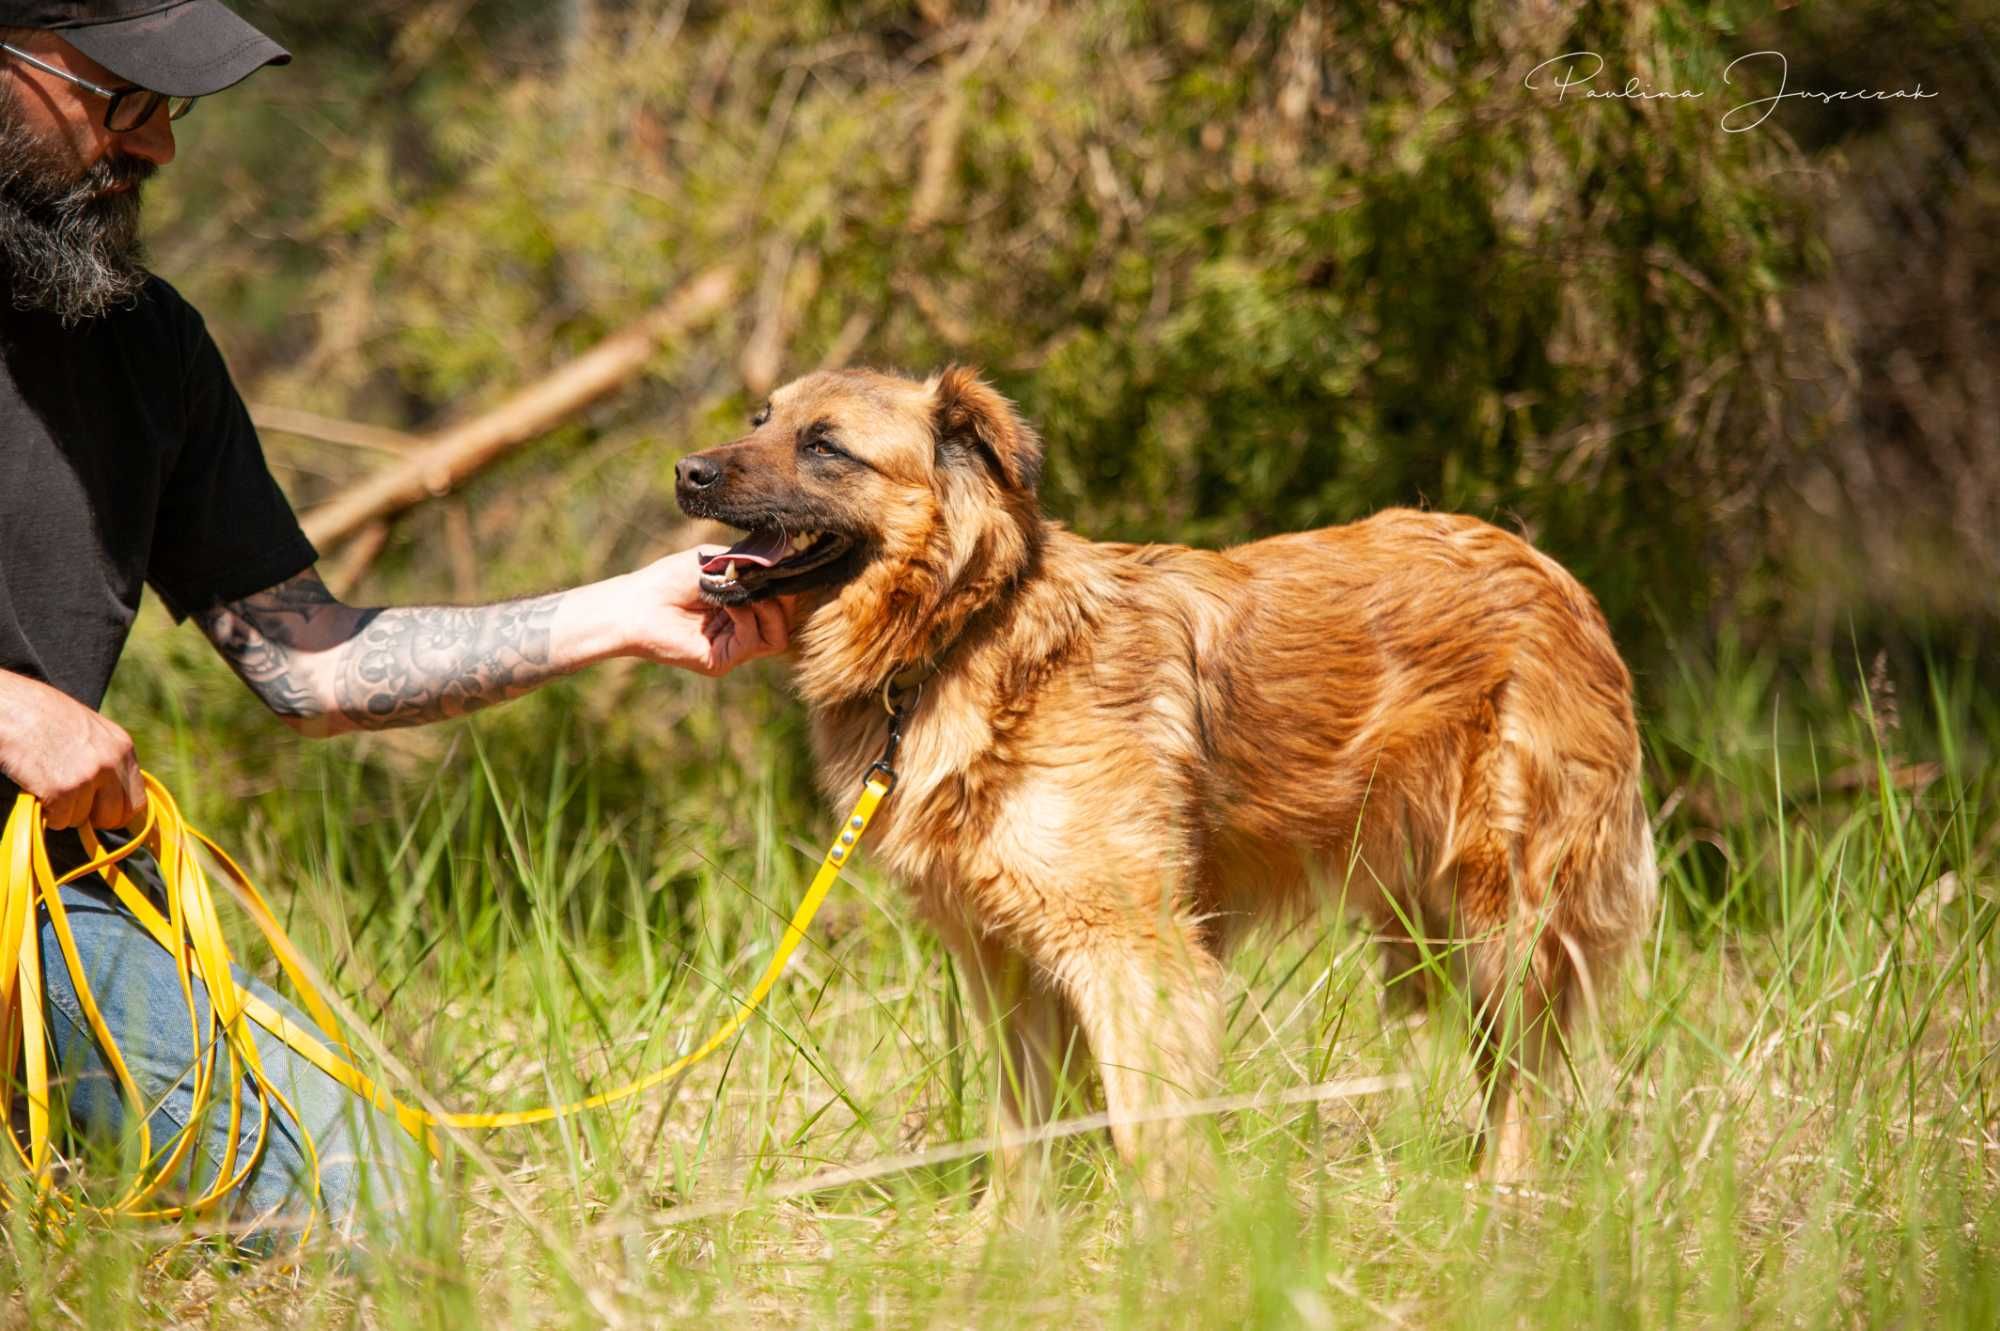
[35,841,419,1248]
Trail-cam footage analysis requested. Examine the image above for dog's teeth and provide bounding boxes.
[790,533,816,555]
[720,567,738,584]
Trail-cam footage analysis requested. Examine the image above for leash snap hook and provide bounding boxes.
[870,672,921,790]
[882,673,923,717]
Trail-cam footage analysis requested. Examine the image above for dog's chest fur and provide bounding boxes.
[799,534,1224,922]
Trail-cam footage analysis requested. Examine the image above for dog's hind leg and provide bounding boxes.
[1452,830,1573,1182]
[1472,784,1649,1182]
[1049,914,1224,1200]
[1468,922,1572,1183]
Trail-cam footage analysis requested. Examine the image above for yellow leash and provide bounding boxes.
[0,695,906,1233]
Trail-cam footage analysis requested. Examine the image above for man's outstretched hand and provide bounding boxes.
[614,546,797,678]
[0,669,148,830]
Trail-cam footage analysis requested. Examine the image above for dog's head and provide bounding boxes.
[675,366,1044,699]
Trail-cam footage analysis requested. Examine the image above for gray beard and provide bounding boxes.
[0,97,154,324]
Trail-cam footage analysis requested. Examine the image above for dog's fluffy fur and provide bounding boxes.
[677,367,1657,1190]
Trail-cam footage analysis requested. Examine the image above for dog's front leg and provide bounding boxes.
[1049,916,1224,1201]
[939,921,1077,1212]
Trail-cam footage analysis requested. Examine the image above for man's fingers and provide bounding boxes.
[722,605,761,654]
[749,598,790,651]
[89,779,130,830]
[684,595,793,677]
[44,786,86,831]
[116,743,146,821]
[122,758,148,820]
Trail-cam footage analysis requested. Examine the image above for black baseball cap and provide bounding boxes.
[1,1,288,98]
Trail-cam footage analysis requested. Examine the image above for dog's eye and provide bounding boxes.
[800,422,845,460]
[751,404,771,428]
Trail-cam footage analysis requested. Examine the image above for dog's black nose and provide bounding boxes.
[676,455,721,492]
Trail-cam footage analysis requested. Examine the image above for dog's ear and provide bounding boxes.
[931,366,1043,494]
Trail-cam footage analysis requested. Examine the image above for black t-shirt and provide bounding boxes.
[1,274,316,801]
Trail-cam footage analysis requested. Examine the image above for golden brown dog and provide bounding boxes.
[675,367,1657,1192]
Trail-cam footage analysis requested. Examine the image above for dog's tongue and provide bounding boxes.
[699,530,789,574]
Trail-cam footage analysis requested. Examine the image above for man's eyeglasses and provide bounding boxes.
[1,42,195,133]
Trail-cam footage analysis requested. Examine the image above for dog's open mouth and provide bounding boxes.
[698,529,854,601]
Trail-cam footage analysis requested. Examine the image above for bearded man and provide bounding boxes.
[0,1,790,1248]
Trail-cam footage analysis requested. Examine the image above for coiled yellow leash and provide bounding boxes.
[0,688,909,1234]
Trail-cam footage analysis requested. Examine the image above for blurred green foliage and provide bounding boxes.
[147,0,1890,665]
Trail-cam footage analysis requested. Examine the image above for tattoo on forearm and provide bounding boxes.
[195,574,339,720]
[335,596,563,725]
[197,570,567,730]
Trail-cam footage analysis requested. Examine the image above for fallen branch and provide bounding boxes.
[251,404,420,455]
[649,1072,1411,1227]
[301,265,738,552]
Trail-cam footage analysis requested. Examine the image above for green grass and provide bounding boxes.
[4,613,1996,1329]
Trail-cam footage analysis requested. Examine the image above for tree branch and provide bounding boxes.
[301,265,738,552]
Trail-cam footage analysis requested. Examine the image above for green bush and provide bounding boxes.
[156,0,1817,662]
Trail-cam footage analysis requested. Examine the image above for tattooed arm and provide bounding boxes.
[195,549,794,737]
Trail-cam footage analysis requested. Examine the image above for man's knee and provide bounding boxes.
[36,877,423,1244]
[248,1059,425,1238]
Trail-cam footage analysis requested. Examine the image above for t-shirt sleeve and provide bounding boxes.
[145,292,318,622]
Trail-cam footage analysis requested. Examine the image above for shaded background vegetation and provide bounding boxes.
[144,0,1997,662]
